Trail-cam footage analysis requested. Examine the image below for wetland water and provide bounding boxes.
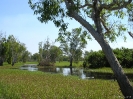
[20,64,133,80]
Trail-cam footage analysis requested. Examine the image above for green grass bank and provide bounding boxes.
[0,62,133,99]
[0,67,127,99]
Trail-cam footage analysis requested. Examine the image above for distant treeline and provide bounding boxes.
[84,47,133,68]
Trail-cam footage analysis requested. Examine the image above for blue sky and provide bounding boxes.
[0,0,133,54]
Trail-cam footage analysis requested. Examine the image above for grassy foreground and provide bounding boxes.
[0,62,133,98]
[0,67,125,99]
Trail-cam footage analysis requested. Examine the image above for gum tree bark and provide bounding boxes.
[128,32,133,39]
[65,0,133,98]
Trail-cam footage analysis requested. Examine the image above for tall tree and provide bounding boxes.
[29,0,133,98]
[6,35,20,65]
[5,35,30,65]
[0,32,6,66]
[38,42,43,62]
[57,27,88,67]
[38,38,62,66]
[49,45,62,63]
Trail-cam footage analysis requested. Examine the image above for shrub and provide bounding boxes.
[84,47,133,68]
[38,59,54,66]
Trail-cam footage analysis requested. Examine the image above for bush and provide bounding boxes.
[38,59,54,66]
[84,47,133,68]
[86,51,109,68]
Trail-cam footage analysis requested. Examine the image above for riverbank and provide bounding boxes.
[84,67,133,74]
[2,61,83,67]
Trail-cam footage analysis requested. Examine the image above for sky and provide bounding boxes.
[0,0,133,54]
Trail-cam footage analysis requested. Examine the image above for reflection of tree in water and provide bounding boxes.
[58,67,83,77]
[69,68,83,77]
[70,67,73,75]
[38,67,57,73]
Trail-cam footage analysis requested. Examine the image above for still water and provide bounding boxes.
[20,65,88,79]
[20,64,133,80]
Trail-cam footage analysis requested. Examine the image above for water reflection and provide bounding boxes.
[20,65,133,80]
[20,64,38,71]
[21,66,93,79]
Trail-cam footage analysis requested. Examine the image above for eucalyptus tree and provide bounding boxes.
[38,42,43,62]
[21,50,31,63]
[49,45,62,63]
[29,0,133,97]
[38,38,62,66]
[57,27,88,67]
[18,43,31,63]
[0,33,6,66]
[6,35,30,65]
[6,35,20,65]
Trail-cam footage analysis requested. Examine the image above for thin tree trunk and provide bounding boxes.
[69,11,133,98]
[0,57,3,66]
[69,56,73,67]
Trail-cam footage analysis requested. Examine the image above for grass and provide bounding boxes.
[0,68,125,99]
[55,61,83,67]
[0,62,133,98]
[2,61,83,67]
[84,67,133,74]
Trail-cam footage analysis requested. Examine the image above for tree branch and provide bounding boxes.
[128,32,133,39]
[100,18,110,33]
[100,0,132,10]
[79,3,93,9]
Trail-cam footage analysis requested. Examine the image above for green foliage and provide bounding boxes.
[28,0,68,32]
[5,35,31,65]
[0,33,31,66]
[38,38,62,66]
[50,45,62,62]
[114,47,133,68]
[29,0,133,42]
[85,50,109,68]
[31,53,39,61]
[0,32,6,66]
[56,27,88,66]
[0,33,6,57]
[84,47,133,68]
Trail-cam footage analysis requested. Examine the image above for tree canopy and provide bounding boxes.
[57,27,88,66]
[38,38,62,66]
[29,0,133,42]
[0,33,31,66]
